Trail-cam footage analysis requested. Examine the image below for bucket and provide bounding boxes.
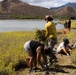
[62,30,67,34]
[25,57,30,67]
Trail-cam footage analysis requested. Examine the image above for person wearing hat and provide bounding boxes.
[44,15,57,61]
[57,38,72,56]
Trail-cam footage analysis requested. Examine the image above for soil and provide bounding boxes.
[16,54,76,75]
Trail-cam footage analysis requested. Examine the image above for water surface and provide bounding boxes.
[0,20,64,32]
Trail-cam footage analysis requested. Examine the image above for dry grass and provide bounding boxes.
[0,30,76,75]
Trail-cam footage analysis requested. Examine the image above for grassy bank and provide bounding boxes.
[0,30,76,75]
[59,20,76,29]
[0,31,35,75]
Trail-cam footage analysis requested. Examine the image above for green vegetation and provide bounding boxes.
[0,30,76,75]
[34,29,46,43]
[0,31,35,75]
[71,20,76,28]
[54,15,69,20]
[10,14,44,19]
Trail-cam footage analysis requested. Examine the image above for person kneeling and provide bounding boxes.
[57,38,72,56]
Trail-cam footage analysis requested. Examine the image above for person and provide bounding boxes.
[57,38,72,56]
[67,19,71,31]
[24,40,48,72]
[64,21,68,29]
[44,15,57,62]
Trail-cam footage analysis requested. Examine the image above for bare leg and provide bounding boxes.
[33,55,37,68]
[59,47,68,55]
[36,46,43,68]
[27,52,33,69]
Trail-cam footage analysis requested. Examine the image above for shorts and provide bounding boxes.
[24,41,32,53]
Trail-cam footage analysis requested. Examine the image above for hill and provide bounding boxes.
[64,2,76,7]
[0,1,76,19]
[0,1,52,19]
[53,6,76,19]
[50,2,76,10]
[50,2,76,19]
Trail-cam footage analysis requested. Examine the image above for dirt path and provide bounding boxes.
[52,54,76,75]
[16,54,76,75]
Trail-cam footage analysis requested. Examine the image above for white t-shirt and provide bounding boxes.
[57,42,65,52]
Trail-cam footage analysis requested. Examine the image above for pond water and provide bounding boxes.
[0,19,65,32]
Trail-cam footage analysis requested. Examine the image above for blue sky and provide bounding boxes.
[0,0,76,8]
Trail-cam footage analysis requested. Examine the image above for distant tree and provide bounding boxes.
[70,16,76,20]
[2,0,9,11]
[3,0,20,2]
[3,0,8,2]
[12,0,20,2]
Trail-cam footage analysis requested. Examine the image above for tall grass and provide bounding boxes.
[0,30,76,75]
[0,31,35,75]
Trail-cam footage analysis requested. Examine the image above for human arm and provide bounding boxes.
[45,25,49,38]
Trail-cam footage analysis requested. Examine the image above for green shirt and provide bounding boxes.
[45,21,57,39]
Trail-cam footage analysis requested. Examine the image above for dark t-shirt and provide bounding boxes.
[67,20,71,28]
[30,40,44,54]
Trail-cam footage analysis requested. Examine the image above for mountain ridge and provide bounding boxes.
[0,1,52,19]
[50,2,76,10]
[53,6,76,19]
[0,1,76,19]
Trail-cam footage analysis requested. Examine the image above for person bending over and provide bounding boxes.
[24,40,47,71]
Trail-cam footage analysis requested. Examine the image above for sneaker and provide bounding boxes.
[53,48,57,53]
[45,71,49,75]
[29,68,34,72]
[50,58,58,62]
[33,67,40,70]
[72,42,76,49]
[67,54,70,56]
[53,59,58,62]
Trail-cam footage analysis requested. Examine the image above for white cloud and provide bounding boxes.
[0,0,3,1]
[0,0,76,8]
[21,0,52,3]
[21,0,68,8]
[63,0,76,3]
[28,1,55,8]
[27,0,67,8]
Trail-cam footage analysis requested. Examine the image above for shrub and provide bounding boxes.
[34,29,46,43]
